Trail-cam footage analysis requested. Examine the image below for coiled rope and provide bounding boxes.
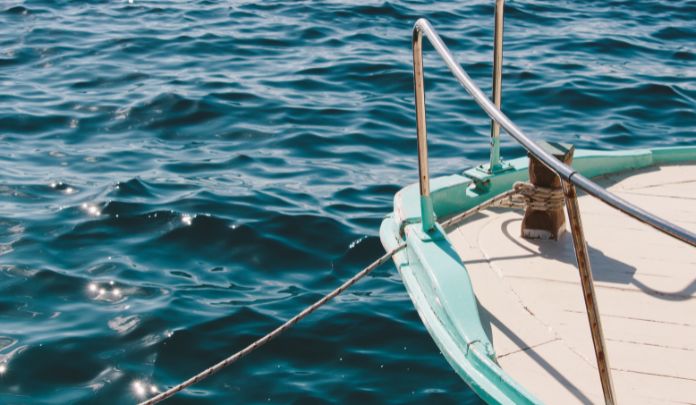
[138,243,406,405]
[138,181,561,404]
[510,181,565,211]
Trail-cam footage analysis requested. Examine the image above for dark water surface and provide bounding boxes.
[0,0,694,403]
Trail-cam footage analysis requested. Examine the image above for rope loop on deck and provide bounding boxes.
[138,243,406,405]
[496,181,565,211]
[442,182,566,230]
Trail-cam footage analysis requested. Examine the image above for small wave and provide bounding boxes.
[3,5,29,15]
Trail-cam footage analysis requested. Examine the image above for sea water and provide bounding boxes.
[0,1,693,403]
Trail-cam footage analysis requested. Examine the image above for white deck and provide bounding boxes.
[446,164,696,404]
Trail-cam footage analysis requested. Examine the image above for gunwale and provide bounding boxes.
[380,146,696,404]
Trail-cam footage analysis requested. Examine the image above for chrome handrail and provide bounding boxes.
[412,16,695,405]
[489,0,505,170]
[412,18,696,248]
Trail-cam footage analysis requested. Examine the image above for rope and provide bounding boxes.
[138,243,406,405]
[508,181,565,211]
[138,181,563,404]
[441,182,565,230]
[440,188,519,229]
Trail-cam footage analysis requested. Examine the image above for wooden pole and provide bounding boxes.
[562,180,616,405]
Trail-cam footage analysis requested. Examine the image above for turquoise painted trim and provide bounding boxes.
[380,146,695,404]
[651,145,696,165]
[380,216,540,405]
[569,148,652,178]
[392,146,696,232]
[420,194,436,232]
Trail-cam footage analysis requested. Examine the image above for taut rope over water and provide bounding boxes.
[138,182,561,404]
[138,180,563,404]
[138,243,406,405]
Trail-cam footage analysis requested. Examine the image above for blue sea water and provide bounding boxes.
[0,0,694,403]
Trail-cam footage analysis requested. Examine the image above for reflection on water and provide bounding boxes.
[108,315,140,335]
[181,214,193,226]
[49,181,76,194]
[88,281,126,302]
[132,379,158,398]
[81,203,101,217]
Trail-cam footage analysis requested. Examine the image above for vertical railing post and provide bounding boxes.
[489,0,505,172]
[413,25,436,233]
[562,180,616,405]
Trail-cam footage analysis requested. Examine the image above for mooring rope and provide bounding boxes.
[138,243,406,405]
[441,181,565,230]
[138,181,562,404]
[440,187,520,230]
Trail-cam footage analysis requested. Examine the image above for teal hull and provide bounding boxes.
[380,146,696,404]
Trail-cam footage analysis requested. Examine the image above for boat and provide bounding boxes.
[379,7,696,405]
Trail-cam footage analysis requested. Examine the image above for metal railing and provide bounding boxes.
[411,18,696,246]
[489,0,505,171]
[412,15,696,405]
